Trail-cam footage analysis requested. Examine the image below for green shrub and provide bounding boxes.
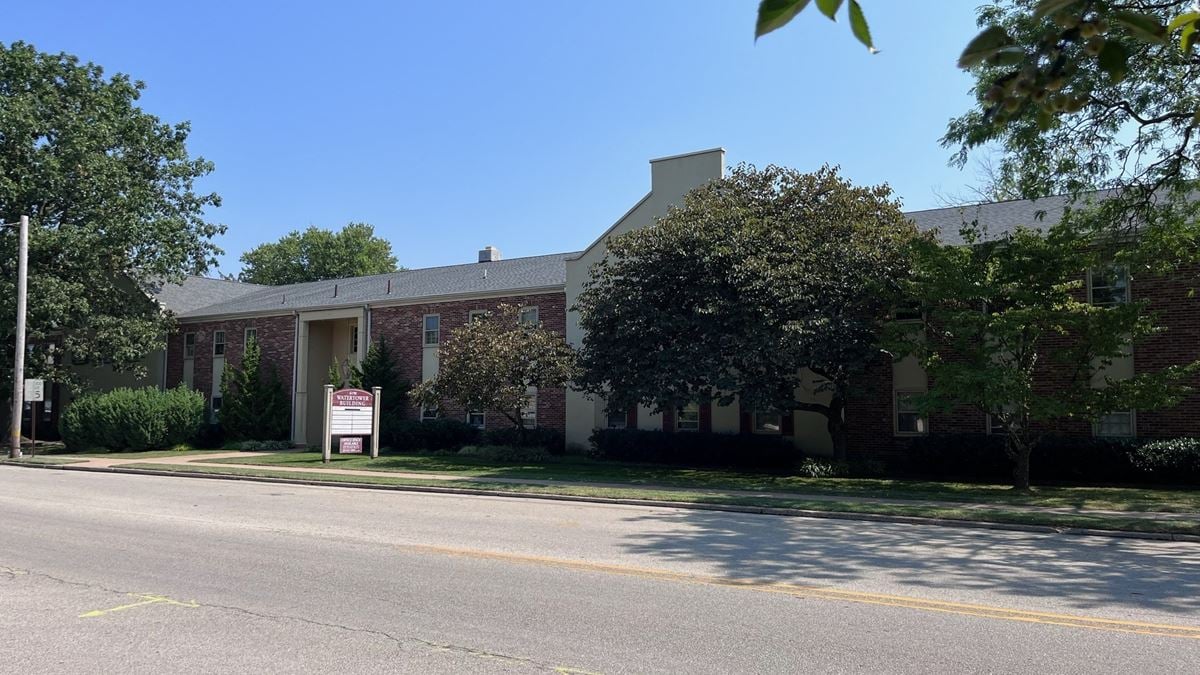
[1131,438,1200,484]
[227,439,293,451]
[482,426,565,453]
[588,429,796,470]
[794,458,849,478]
[60,386,205,452]
[219,339,290,441]
[904,433,1140,483]
[389,419,481,452]
[456,445,551,462]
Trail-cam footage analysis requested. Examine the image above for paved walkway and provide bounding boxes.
[44,451,1197,523]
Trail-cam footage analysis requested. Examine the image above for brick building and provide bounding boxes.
[121,148,1198,457]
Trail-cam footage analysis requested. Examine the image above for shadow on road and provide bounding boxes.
[619,509,1200,614]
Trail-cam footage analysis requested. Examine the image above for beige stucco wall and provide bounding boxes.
[564,148,726,448]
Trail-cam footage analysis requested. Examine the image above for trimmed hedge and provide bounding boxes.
[457,444,551,463]
[1131,438,1200,483]
[589,428,797,470]
[904,433,1197,485]
[60,386,206,452]
[482,426,566,454]
[388,419,481,452]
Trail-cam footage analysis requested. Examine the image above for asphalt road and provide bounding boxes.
[1,467,1198,674]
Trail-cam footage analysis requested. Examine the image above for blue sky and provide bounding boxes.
[6,1,985,275]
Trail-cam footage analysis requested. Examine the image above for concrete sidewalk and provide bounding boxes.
[55,451,1198,523]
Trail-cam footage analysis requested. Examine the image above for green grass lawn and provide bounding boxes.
[112,461,1200,537]
[206,451,1200,514]
[5,455,88,465]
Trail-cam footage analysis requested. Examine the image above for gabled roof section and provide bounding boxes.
[178,252,578,319]
[905,191,1114,245]
[151,275,266,316]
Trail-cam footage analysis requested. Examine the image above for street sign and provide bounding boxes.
[339,437,363,454]
[23,379,43,402]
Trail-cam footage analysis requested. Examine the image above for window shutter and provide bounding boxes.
[662,408,675,433]
[739,410,752,434]
[781,411,794,436]
[626,406,638,430]
[700,402,712,433]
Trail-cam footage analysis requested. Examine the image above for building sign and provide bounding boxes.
[330,388,374,436]
[23,379,44,402]
[323,385,382,463]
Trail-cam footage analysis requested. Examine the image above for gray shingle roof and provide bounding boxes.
[178,252,578,319]
[151,275,266,315]
[905,191,1113,245]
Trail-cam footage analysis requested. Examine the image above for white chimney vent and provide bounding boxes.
[478,245,501,263]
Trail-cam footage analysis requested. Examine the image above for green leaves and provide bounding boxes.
[848,1,874,52]
[1168,11,1200,51]
[1112,10,1167,44]
[958,26,1014,68]
[815,0,842,20]
[1032,0,1079,19]
[239,223,400,285]
[1097,40,1129,82]
[755,0,810,39]
[755,0,875,51]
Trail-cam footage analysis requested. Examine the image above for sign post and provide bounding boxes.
[322,384,333,464]
[23,379,43,456]
[370,386,382,459]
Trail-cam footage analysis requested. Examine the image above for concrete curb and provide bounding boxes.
[6,460,1200,543]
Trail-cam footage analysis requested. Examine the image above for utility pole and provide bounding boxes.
[7,215,29,459]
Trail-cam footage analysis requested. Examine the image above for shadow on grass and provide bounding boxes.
[619,507,1200,615]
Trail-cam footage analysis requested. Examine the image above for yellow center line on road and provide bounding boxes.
[399,544,1200,641]
[80,593,200,618]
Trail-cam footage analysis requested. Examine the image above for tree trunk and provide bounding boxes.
[826,395,848,462]
[1008,437,1032,491]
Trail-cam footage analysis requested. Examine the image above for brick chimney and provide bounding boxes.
[478,245,501,262]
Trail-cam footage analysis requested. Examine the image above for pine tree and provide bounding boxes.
[219,339,291,441]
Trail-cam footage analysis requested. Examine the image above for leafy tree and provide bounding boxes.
[945,1,1200,273]
[0,42,223,427]
[757,2,1200,269]
[412,305,576,437]
[239,223,400,285]
[575,165,917,460]
[888,219,1199,490]
[219,339,291,441]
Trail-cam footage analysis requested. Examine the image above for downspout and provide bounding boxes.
[290,311,300,446]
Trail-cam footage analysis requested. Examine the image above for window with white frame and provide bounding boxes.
[212,331,226,357]
[987,413,1008,435]
[423,315,440,346]
[244,327,257,346]
[1095,410,1135,437]
[467,409,485,429]
[421,406,439,422]
[606,409,627,429]
[894,391,928,435]
[892,300,923,323]
[521,388,538,428]
[677,404,700,432]
[1089,265,1130,306]
[349,324,358,354]
[518,306,539,327]
[468,309,489,323]
[184,333,196,360]
[753,411,782,434]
